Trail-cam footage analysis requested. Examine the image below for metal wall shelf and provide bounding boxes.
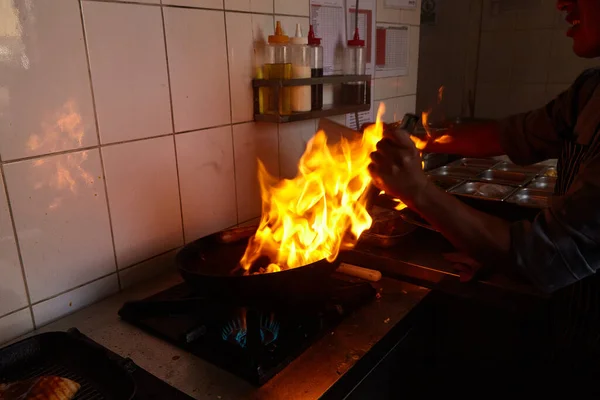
[253,75,371,124]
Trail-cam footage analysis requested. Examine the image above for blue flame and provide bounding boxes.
[222,313,280,348]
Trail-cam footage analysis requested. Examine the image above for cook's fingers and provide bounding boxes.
[383,127,419,150]
[369,152,394,176]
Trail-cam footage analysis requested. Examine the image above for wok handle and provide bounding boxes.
[337,263,382,282]
[217,225,258,243]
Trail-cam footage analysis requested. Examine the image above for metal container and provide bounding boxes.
[477,169,535,186]
[493,161,545,175]
[506,188,551,208]
[428,175,464,191]
[450,181,517,201]
[448,158,499,169]
[422,153,449,171]
[526,176,556,192]
[428,165,482,179]
[361,207,417,248]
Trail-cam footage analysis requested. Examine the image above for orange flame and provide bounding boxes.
[240,106,387,273]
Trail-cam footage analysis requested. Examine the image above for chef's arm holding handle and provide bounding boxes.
[368,70,600,293]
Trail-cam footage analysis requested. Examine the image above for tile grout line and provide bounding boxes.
[77,0,122,290]
[0,306,31,322]
[0,163,36,330]
[30,271,118,307]
[83,0,310,18]
[223,11,240,224]
[0,121,261,166]
[118,245,180,273]
[159,2,187,246]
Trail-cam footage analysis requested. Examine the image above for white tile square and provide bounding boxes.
[119,249,178,290]
[277,16,310,40]
[165,8,231,132]
[507,84,548,115]
[224,0,250,11]
[514,0,555,29]
[33,274,118,327]
[232,122,279,222]
[163,0,224,8]
[481,0,516,31]
[278,120,317,179]
[474,83,511,119]
[0,174,28,316]
[395,95,417,117]
[274,0,309,16]
[226,12,254,123]
[102,137,183,269]
[0,0,97,161]
[477,30,514,84]
[0,309,33,345]
[400,0,422,26]
[3,149,115,303]
[83,2,172,144]
[511,30,552,84]
[373,77,398,100]
[251,0,273,13]
[176,127,237,242]
[226,12,273,123]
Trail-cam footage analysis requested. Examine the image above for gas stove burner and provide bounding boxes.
[222,311,280,348]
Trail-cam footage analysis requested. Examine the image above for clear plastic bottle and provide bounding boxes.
[342,28,367,106]
[290,24,311,112]
[264,21,291,115]
[308,25,323,110]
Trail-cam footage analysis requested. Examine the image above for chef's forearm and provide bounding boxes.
[412,182,512,264]
[423,121,505,158]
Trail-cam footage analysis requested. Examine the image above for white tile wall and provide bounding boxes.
[83,1,172,144]
[233,122,279,222]
[176,127,237,242]
[164,7,231,132]
[163,0,224,8]
[3,150,115,303]
[0,0,97,161]
[0,309,33,345]
[33,273,118,327]
[102,137,183,268]
[0,174,28,317]
[0,0,421,344]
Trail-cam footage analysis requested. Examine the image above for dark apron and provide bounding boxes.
[553,134,600,357]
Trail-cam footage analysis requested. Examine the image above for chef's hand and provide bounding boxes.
[368,127,429,208]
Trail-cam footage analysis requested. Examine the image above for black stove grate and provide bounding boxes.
[119,276,376,386]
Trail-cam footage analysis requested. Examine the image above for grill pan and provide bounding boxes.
[0,329,136,400]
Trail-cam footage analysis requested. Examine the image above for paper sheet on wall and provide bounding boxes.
[344,0,376,129]
[384,0,417,9]
[310,0,346,75]
[375,25,409,78]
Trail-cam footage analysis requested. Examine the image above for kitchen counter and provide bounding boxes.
[343,228,546,310]
[29,271,430,400]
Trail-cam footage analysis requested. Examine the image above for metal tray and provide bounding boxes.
[492,161,545,175]
[362,207,417,248]
[526,176,556,192]
[0,329,136,400]
[506,188,551,208]
[477,169,535,186]
[428,165,482,180]
[428,175,464,191]
[448,158,499,169]
[449,181,517,201]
